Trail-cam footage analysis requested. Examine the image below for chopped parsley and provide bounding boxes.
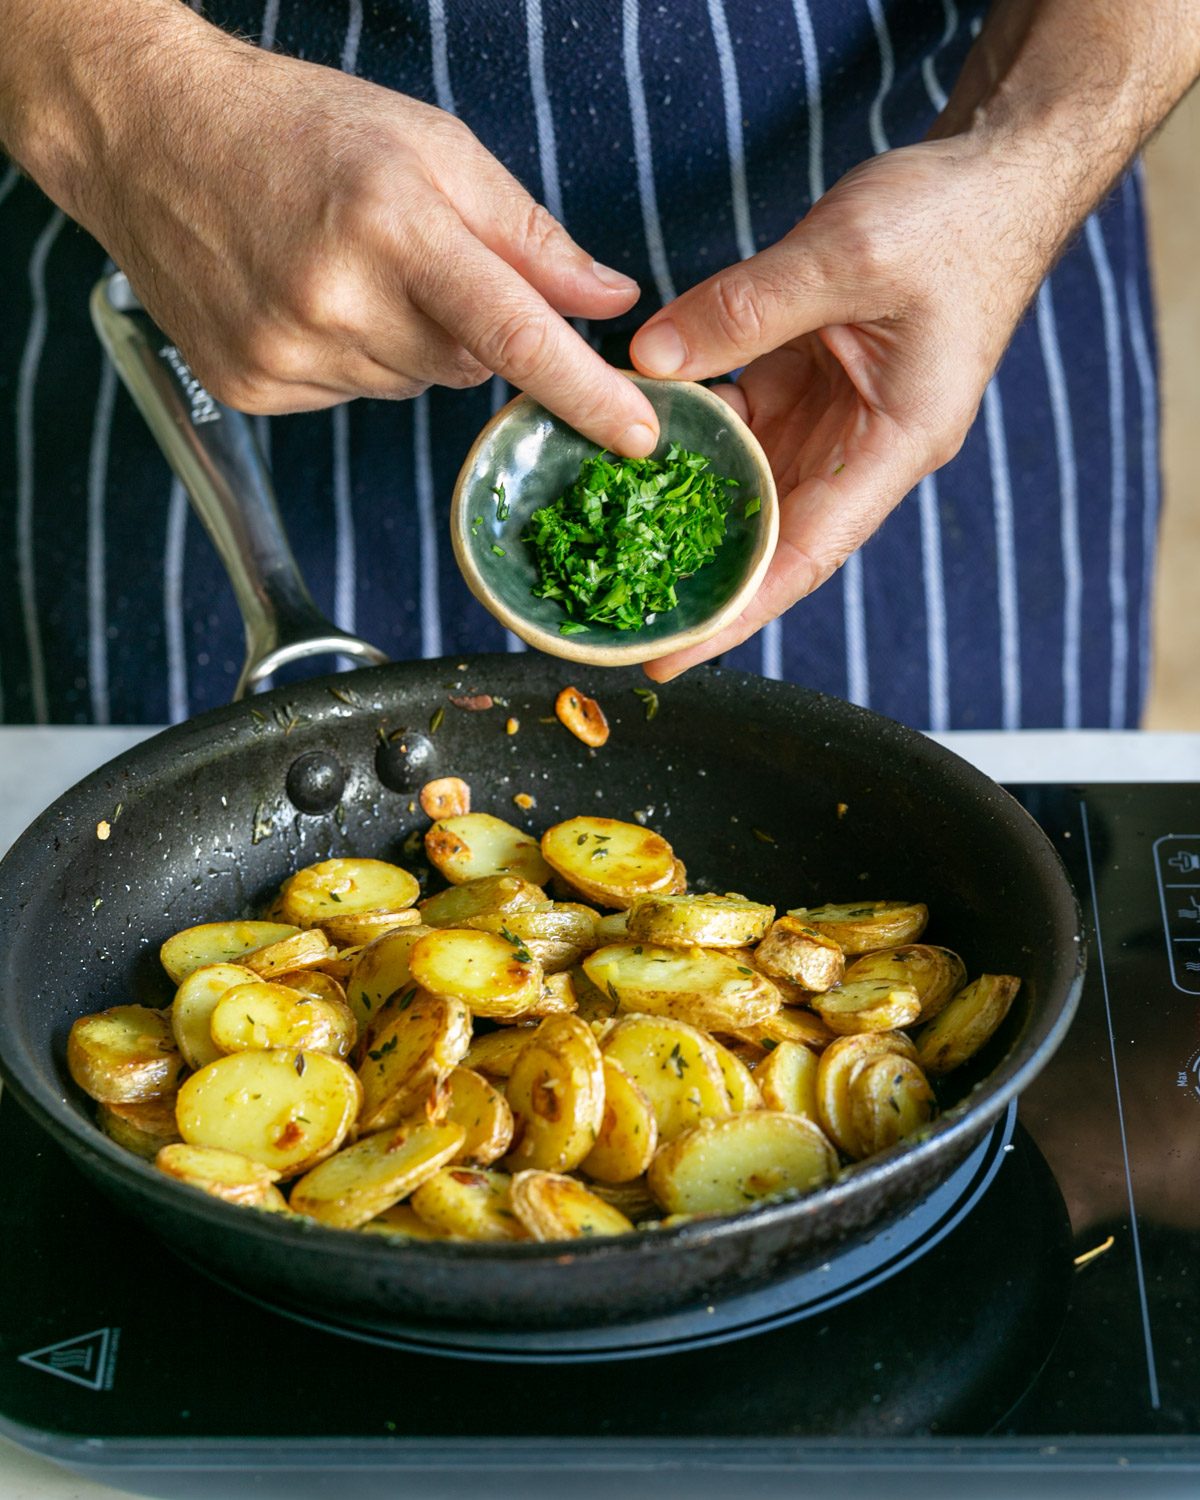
[522,444,746,632]
[492,482,510,521]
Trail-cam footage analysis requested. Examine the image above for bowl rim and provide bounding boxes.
[449,374,780,666]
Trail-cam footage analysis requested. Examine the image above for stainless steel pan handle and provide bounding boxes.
[89,271,389,698]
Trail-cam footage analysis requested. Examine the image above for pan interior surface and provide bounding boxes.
[0,656,1084,1330]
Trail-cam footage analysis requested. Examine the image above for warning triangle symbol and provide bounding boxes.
[18,1328,115,1391]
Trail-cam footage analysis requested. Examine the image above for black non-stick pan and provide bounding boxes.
[0,279,1084,1337]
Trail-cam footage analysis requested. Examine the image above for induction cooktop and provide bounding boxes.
[2,784,1198,1499]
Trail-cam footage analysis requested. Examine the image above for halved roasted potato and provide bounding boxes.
[648,1112,838,1216]
[916,974,1021,1075]
[418,874,545,929]
[425,812,552,887]
[586,1176,659,1222]
[320,907,422,949]
[626,893,774,950]
[727,1004,837,1055]
[176,1048,362,1178]
[441,1066,514,1166]
[527,970,578,1016]
[410,1166,527,1241]
[68,1005,184,1105]
[289,1120,465,1229]
[541,817,677,909]
[98,1096,183,1159]
[160,921,299,985]
[601,1014,730,1143]
[753,917,845,993]
[356,992,472,1132]
[410,928,543,1020]
[583,943,780,1031]
[504,1014,605,1173]
[815,1031,919,1158]
[244,929,338,980]
[463,902,598,972]
[785,901,929,954]
[756,1039,820,1119]
[210,979,356,1059]
[580,1056,658,1183]
[463,1025,537,1079]
[850,1054,937,1154]
[810,979,922,1035]
[172,962,259,1071]
[595,911,630,943]
[156,1143,288,1211]
[843,944,967,1023]
[346,925,433,1036]
[277,858,420,928]
[510,1169,634,1239]
[709,1038,763,1112]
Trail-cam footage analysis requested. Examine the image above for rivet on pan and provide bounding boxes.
[375,729,436,794]
[285,750,347,815]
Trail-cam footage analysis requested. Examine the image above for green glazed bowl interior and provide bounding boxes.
[451,375,778,665]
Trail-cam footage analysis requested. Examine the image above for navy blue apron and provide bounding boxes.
[0,0,1160,728]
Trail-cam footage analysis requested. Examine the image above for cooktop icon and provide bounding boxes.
[17,1328,119,1391]
[1153,835,1200,995]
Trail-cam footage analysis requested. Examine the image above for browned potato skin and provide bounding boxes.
[510,1169,634,1239]
[580,1057,658,1183]
[816,1032,919,1159]
[787,902,929,955]
[844,945,968,1024]
[504,1014,605,1173]
[356,992,472,1132]
[67,1006,184,1105]
[98,1096,183,1159]
[441,1067,514,1166]
[916,974,1021,1075]
[754,917,845,993]
[850,1054,937,1154]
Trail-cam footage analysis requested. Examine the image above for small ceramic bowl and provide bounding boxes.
[450,374,778,665]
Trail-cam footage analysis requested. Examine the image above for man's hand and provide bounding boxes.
[629,138,1041,678]
[1,0,659,454]
[630,0,1200,679]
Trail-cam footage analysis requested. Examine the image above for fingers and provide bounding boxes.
[447,136,642,320]
[413,204,659,456]
[643,429,925,681]
[629,232,872,383]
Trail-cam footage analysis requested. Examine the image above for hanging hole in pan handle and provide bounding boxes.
[88,271,390,701]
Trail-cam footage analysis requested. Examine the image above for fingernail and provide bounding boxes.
[591,259,639,292]
[632,320,686,376]
[618,421,658,457]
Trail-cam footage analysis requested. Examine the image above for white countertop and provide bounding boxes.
[1,725,1198,1500]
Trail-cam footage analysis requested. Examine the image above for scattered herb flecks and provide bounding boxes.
[522,444,747,632]
[429,705,446,734]
[632,685,659,722]
[492,482,511,522]
[499,927,533,964]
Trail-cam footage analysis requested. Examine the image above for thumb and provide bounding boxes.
[629,232,868,381]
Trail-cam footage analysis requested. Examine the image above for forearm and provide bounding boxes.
[0,0,232,226]
[932,0,1200,249]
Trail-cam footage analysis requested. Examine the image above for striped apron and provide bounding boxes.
[0,0,1160,729]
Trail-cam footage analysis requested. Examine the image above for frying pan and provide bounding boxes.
[0,278,1085,1336]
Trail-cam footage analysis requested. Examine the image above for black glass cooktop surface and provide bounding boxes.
[2,784,1198,1498]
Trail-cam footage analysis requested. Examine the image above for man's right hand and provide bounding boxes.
[1,0,659,454]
